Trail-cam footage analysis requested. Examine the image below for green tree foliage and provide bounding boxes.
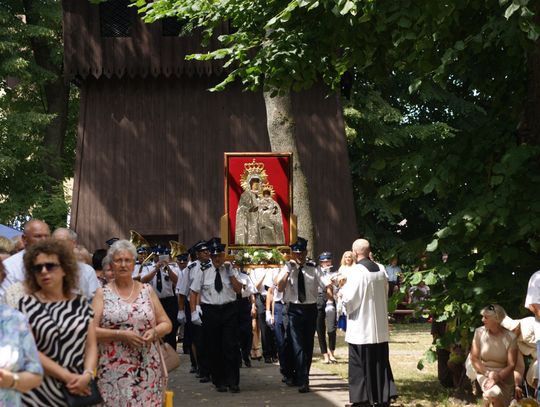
[0,1,77,229]
[132,0,540,348]
[344,0,540,354]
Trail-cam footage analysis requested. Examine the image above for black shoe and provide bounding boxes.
[285,378,298,387]
[272,357,279,363]
[189,366,197,374]
[298,384,310,393]
[195,371,202,378]
[244,359,251,368]
[216,385,228,392]
[264,357,273,363]
[229,385,240,393]
[199,376,210,383]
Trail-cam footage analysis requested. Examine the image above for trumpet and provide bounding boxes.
[129,230,154,279]
[160,240,187,276]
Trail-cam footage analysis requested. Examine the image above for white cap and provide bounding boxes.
[500,315,520,331]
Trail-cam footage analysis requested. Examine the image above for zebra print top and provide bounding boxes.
[18,294,93,407]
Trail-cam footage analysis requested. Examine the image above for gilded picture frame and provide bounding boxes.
[221,152,296,249]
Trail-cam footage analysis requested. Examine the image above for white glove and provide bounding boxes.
[177,310,186,324]
[191,310,202,326]
[265,310,274,327]
[196,304,203,316]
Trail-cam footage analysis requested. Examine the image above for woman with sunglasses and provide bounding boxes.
[92,239,171,406]
[18,238,98,406]
[470,304,518,407]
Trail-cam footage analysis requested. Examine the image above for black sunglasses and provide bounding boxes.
[31,263,61,274]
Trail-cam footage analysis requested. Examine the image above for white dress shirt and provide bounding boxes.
[143,263,179,298]
[270,268,284,303]
[236,271,257,298]
[525,269,540,338]
[177,260,200,297]
[281,261,329,304]
[0,250,25,298]
[132,262,153,279]
[190,263,237,305]
[251,267,271,295]
[77,262,100,300]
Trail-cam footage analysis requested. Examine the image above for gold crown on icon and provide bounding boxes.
[240,159,268,191]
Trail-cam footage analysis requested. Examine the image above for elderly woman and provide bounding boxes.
[470,304,517,407]
[18,239,98,406]
[92,240,172,406]
[0,259,43,406]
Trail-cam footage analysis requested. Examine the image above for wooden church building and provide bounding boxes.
[63,0,357,256]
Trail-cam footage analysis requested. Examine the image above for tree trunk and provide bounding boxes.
[263,90,315,255]
[23,0,70,190]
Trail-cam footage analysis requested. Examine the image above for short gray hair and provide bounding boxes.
[107,239,136,261]
[102,254,111,269]
[52,227,78,242]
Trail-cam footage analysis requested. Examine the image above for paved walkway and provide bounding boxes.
[167,355,350,406]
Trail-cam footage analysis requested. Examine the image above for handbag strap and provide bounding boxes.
[145,285,169,383]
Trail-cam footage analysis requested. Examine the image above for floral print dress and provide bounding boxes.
[97,284,163,406]
[0,304,43,407]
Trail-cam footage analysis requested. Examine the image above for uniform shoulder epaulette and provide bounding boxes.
[201,262,212,271]
[306,260,317,267]
[188,262,197,270]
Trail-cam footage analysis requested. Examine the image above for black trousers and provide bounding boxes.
[201,302,240,387]
[256,293,277,359]
[316,294,336,354]
[183,298,197,369]
[236,297,253,364]
[287,303,317,386]
[191,322,209,377]
[159,296,178,349]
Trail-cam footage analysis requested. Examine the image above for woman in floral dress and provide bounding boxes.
[92,240,172,406]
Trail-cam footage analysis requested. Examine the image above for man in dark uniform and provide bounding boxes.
[141,246,179,349]
[185,240,212,382]
[235,263,257,368]
[190,241,242,393]
[276,237,332,393]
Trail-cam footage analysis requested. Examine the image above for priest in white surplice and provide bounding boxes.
[341,239,398,407]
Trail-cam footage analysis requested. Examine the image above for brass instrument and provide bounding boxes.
[129,230,154,280]
[169,240,187,261]
[159,241,187,288]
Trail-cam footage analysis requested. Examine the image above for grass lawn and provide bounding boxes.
[312,323,482,407]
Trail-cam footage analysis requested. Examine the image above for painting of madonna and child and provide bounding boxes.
[224,153,293,247]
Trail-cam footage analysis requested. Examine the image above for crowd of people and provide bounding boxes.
[4,218,540,407]
[10,217,540,407]
[0,218,402,406]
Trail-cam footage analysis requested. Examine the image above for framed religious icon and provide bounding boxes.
[221,152,296,248]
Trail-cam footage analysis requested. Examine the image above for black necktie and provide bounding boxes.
[214,267,223,292]
[297,266,306,303]
[156,268,162,292]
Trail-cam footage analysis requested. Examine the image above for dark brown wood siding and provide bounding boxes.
[71,76,357,257]
[62,0,226,81]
